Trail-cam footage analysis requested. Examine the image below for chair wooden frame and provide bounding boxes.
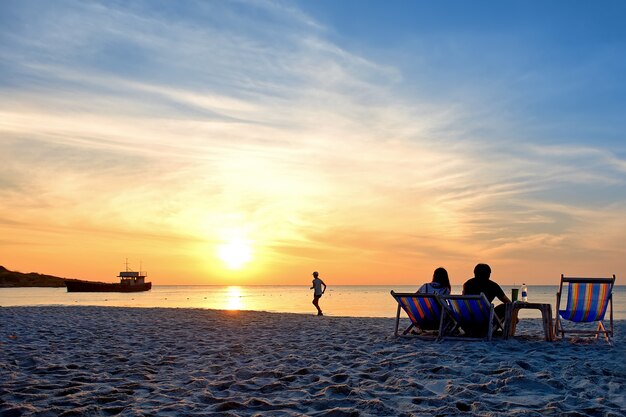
[390,291,447,340]
[439,293,504,341]
[555,275,615,344]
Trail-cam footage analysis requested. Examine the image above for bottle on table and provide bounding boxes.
[521,283,528,302]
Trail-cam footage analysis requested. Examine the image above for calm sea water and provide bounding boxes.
[1,285,625,319]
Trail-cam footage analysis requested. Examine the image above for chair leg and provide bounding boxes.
[438,310,458,340]
[598,322,607,342]
[403,323,415,335]
[394,304,401,337]
[555,316,562,339]
[609,297,613,336]
[437,308,446,341]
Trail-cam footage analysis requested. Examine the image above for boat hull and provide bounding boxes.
[65,281,152,292]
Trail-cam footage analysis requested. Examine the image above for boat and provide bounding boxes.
[65,261,152,292]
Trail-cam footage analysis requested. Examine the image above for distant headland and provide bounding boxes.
[0,266,85,288]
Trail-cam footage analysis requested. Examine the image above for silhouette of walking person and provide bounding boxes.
[310,271,327,316]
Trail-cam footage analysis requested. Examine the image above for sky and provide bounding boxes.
[1,0,625,286]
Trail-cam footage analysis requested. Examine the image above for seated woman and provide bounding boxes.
[417,267,451,295]
[409,267,451,334]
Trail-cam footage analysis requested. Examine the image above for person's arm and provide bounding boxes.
[499,294,512,303]
[496,285,511,303]
[321,280,327,293]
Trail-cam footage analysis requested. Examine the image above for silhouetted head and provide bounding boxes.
[474,263,491,281]
[312,271,319,278]
[432,267,451,292]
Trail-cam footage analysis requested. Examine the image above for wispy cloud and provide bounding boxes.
[1,0,625,283]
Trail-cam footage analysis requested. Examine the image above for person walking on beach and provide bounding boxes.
[418,267,452,295]
[310,271,327,316]
[462,263,510,324]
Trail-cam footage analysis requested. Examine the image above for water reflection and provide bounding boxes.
[226,286,243,310]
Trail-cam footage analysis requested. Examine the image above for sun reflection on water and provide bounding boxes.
[226,286,243,310]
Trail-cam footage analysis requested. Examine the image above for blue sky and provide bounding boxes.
[1,0,625,283]
[298,0,626,145]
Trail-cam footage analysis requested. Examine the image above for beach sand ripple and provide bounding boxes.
[1,307,625,416]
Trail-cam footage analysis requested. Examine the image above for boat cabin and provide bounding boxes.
[118,271,146,286]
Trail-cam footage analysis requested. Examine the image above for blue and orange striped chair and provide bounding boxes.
[555,275,615,344]
[439,293,503,341]
[390,291,446,339]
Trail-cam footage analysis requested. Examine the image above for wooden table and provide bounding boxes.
[504,302,554,341]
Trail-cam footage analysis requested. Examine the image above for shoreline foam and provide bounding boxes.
[1,306,624,416]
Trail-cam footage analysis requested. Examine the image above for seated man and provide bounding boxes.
[462,263,511,333]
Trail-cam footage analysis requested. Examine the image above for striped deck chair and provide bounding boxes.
[390,291,446,339]
[555,275,615,344]
[439,294,503,341]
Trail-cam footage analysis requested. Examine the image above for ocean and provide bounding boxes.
[2,285,625,319]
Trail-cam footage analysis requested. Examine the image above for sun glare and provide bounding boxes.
[217,239,252,269]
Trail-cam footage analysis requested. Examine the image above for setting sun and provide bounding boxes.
[217,239,253,269]
[2,0,625,289]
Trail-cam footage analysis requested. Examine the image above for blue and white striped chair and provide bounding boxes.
[439,293,503,341]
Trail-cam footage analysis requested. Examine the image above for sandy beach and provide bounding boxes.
[1,307,624,416]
